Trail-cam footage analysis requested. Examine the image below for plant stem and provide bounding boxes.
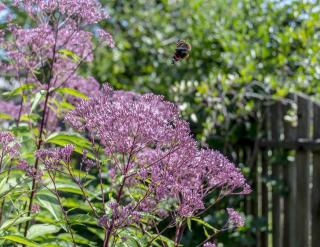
[23,88,51,237]
[23,17,60,237]
[47,171,76,247]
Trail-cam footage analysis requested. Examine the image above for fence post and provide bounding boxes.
[295,94,311,247]
[271,102,282,247]
[312,102,320,247]
[283,94,297,247]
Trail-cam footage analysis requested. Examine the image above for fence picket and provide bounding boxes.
[271,102,282,247]
[312,102,320,247]
[261,106,270,247]
[295,94,311,247]
[283,94,297,247]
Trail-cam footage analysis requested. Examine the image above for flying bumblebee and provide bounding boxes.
[172,40,192,64]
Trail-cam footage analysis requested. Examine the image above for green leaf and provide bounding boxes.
[2,84,35,98]
[36,192,63,221]
[191,217,218,232]
[58,49,80,62]
[56,87,89,100]
[203,226,210,238]
[0,235,38,247]
[30,91,45,113]
[0,216,32,231]
[27,224,60,239]
[61,198,91,212]
[147,233,175,247]
[46,132,95,159]
[68,214,97,226]
[58,233,94,245]
[87,227,104,240]
[0,113,13,120]
[187,217,192,232]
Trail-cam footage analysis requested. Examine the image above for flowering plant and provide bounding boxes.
[0,1,250,246]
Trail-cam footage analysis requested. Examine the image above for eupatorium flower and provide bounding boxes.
[227,208,245,227]
[65,84,251,217]
[13,0,108,24]
[0,131,20,159]
[97,29,115,48]
[204,243,217,247]
[17,160,43,180]
[36,144,74,170]
[0,101,24,119]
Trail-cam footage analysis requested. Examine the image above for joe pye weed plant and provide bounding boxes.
[0,1,250,246]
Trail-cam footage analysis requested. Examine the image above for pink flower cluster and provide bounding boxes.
[99,202,141,230]
[1,1,113,85]
[17,160,43,180]
[0,131,20,160]
[1,0,114,131]
[204,243,217,247]
[227,208,245,228]
[0,101,23,119]
[36,144,74,170]
[13,0,107,24]
[65,85,251,217]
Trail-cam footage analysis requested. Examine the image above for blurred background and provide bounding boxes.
[6,0,320,246]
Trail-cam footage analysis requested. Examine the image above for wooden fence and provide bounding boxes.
[238,93,320,247]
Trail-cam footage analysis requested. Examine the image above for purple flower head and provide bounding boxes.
[36,144,74,170]
[227,208,245,228]
[204,242,217,247]
[97,29,115,48]
[31,204,41,213]
[65,84,250,218]
[98,215,109,228]
[17,160,43,180]
[81,149,96,172]
[108,201,119,210]
[0,3,7,11]
[13,0,108,24]
[0,131,20,159]
[17,160,29,170]
[0,100,29,120]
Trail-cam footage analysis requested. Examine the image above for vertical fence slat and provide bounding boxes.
[283,94,297,247]
[261,106,270,247]
[312,103,320,247]
[295,94,311,247]
[271,102,282,247]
